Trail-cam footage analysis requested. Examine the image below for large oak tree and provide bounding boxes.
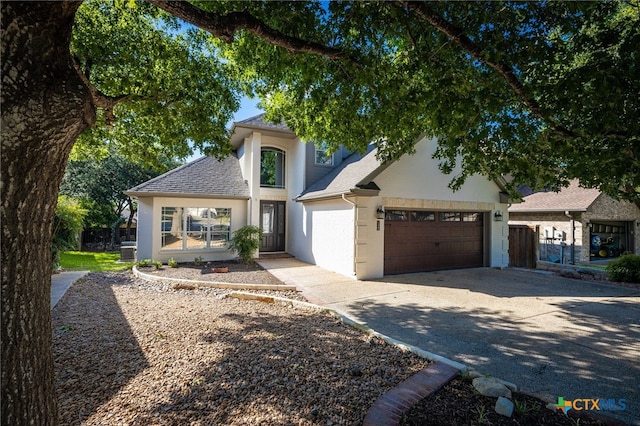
[2,1,638,423]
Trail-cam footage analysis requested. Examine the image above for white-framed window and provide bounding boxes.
[314,142,333,166]
[161,207,231,250]
[260,147,286,188]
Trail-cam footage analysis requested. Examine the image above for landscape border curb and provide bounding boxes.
[132,266,298,291]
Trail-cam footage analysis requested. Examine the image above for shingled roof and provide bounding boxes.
[126,155,249,199]
[234,114,291,132]
[509,180,601,212]
[296,145,388,201]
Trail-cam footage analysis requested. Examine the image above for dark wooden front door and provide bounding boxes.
[260,201,286,252]
[384,210,484,275]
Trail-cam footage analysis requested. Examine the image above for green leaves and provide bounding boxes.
[72,0,240,164]
[70,0,639,203]
[60,151,166,227]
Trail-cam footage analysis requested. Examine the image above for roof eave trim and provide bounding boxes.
[295,188,380,203]
[231,123,297,137]
[125,191,250,200]
[509,208,588,213]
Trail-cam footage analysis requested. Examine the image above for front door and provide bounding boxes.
[260,201,286,252]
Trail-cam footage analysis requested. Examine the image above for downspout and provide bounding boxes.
[565,211,575,264]
[342,193,358,277]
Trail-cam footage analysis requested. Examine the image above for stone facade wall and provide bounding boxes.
[509,195,640,264]
[584,195,640,260]
[509,212,585,264]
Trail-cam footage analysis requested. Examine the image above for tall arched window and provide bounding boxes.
[260,147,285,188]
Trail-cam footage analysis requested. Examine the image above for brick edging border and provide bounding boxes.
[363,361,461,426]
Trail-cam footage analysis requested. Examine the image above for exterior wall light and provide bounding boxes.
[494,211,503,221]
[376,206,385,220]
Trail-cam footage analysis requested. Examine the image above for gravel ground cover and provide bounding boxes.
[52,272,429,425]
[137,261,285,285]
[53,268,616,425]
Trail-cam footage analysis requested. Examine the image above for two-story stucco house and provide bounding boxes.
[126,114,510,279]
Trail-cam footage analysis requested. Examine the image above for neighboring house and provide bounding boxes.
[508,181,640,264]
[127,114,511,279]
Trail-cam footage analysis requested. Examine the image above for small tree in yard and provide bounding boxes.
[228,226,263,264]
[52,196,87,271]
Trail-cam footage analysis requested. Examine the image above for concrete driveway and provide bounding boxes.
[259,259,640,424]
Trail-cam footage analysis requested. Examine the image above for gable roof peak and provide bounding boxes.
[509,180,601,212]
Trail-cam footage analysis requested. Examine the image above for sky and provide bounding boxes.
[186,95,264,163]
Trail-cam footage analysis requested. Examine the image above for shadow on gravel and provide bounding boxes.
[52,273,149,425]
[138,310,425,425]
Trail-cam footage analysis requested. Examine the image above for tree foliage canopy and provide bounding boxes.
[207,1,639,200]
[70,0,640,201]
[60,150,166,228]
[70,0,241,167]
[2,1,639,424]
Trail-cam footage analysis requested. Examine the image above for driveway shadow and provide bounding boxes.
[377,267,640,299]
[342,283,640,424]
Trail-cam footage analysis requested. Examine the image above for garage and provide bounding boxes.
[384,210,484,275]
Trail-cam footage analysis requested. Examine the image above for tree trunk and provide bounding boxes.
[1,2,94,425]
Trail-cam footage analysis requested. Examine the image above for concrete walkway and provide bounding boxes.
[51,271,89,309]
[257,258,640,425]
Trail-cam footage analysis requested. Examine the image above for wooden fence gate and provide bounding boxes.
[508,225,537,268]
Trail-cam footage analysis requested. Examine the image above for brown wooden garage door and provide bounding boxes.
[384,210,484,275]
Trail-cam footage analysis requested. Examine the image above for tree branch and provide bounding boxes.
[399,0,576,138]
[147,0,353,61]
[72,57,128,125]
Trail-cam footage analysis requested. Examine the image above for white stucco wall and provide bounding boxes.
[138,196,248,263]
[352,196,385,279]
[375,137,510,270]
[135,197,155,261]
[285,137,306,257]
[295,199,356,278]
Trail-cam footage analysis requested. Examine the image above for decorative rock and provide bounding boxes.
[495,378,518,393]
[466,369,484,379]
[559,269,581,279]
[495,396,514,417]
[472,377,512,399]
[576,268,595,276]
[349,364,363,377]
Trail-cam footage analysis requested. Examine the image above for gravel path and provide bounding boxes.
[53,272,430,425]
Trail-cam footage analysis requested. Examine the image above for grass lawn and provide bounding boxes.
[60,251,132,272]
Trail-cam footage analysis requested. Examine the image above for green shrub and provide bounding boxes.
[193,256,203,266]
[152,260,163,270]
[606,254,640,283]
[228,225,263,264]
[168,258,178,268]
[52,195,87,270]
[136,259,152,267]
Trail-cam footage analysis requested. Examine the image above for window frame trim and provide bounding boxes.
[160,206,232,251]
[260,147,287,189]
[314,142,334,167]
